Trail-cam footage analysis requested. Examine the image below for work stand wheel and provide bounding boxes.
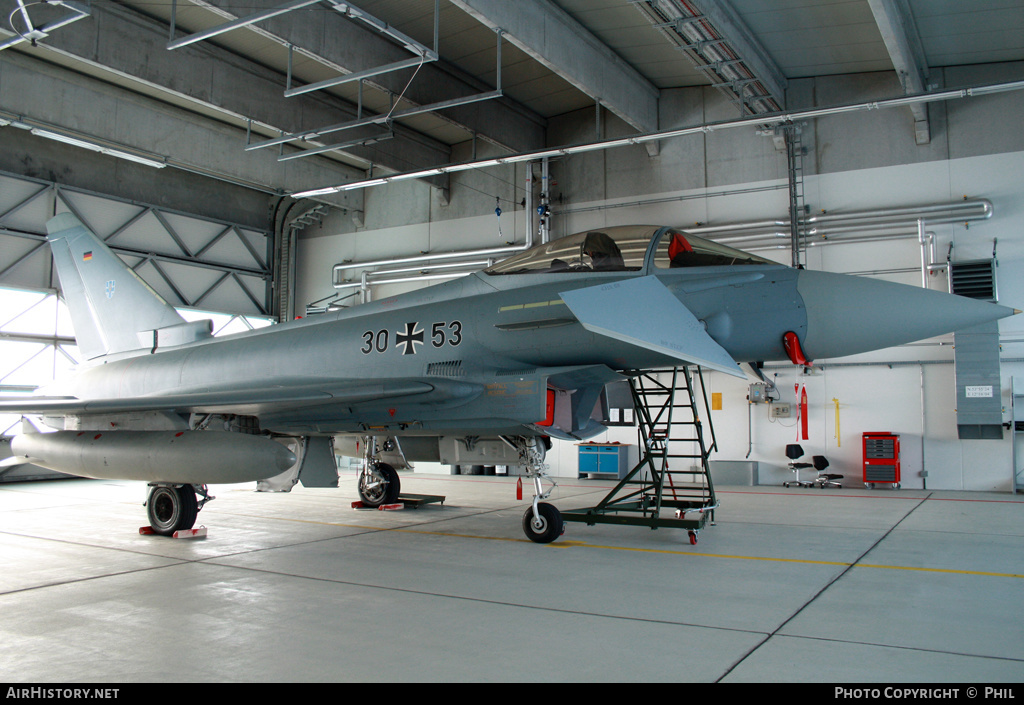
[522,502,563,544]
[688,530,698,545]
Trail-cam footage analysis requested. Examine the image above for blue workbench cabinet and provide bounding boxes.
[577,443,637,479]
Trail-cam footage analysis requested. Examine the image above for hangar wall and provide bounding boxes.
[296,63,1024,491]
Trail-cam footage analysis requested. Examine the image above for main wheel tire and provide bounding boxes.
[147,485,198,536]
[358,463,401,507]
[522,502,563,544]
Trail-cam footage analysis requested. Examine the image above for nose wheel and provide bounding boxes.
[515,437,563,543]
[522,502,563,544]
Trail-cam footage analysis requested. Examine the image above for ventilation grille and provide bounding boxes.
[495,368,537,377]
[949,259,997,302]
[427,360,465,378]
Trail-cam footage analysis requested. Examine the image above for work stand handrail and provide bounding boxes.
[561,366,719,540]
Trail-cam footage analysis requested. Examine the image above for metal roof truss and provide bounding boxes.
[0,171,273,316]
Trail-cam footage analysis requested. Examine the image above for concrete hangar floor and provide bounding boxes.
[0,471,1021,683]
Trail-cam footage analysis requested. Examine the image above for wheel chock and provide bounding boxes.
[138,525,208,538]
[351,501,405,511]
[173,526,208,539]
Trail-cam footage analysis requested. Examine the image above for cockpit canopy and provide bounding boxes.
[484,225,775,275]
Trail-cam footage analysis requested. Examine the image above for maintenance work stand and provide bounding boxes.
[561,367,718,544]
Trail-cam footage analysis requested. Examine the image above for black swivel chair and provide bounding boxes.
[811,455,844,488]
[783,444,814,488]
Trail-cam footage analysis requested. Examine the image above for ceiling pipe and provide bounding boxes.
[294,79,1024,198]
[332,161,543,289]
[341,270,478,292]
[329,194,993,299]
[333,244,526,287]
[693,199,992,249]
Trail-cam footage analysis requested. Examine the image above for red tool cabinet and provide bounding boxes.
[863,432,901,489]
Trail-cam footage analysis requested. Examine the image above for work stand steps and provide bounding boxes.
[561,367,718,544]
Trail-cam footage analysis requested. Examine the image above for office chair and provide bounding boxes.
[783,444,814,487]
[811,455,844,488]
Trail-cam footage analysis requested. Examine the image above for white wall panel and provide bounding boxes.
[295,71,1024,492]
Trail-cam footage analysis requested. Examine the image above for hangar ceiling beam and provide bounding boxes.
[0,50,360,212]
[867,0,932,144]
[0,1,451,190]
[448,0,659,136]
[182,0,545,156]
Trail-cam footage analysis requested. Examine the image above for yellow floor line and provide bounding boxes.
[397,529,1024,579]
[854,563,1024,579]
[228,513,1024,579]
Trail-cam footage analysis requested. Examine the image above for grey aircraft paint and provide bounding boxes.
[0,215,1015,536]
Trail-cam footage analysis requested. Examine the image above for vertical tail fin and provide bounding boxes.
[46,213,187,360]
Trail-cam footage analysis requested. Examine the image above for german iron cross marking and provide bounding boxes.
[396,322,424,355]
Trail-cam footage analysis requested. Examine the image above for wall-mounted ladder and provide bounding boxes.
[561,367,718,544]
[783,123,808,268]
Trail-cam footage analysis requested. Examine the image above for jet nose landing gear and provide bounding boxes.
[523,502,564,544]
[515,437,563,543]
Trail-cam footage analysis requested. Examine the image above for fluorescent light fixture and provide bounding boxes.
[502,150,564,163]
[30,128,98,150]
[379,169,442,183]
[342,178,387,190]
[565,138,633,153]
[30,127,166,168]
[443,163,480,174]
[290,186,344,198]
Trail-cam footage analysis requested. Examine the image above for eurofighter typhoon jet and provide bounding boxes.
[1,214,1016,541]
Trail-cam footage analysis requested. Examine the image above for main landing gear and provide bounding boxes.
[357,436,402,508]
[145,484,214,536]
[358,462,401,507]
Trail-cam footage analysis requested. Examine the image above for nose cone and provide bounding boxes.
[797,269,1017,360]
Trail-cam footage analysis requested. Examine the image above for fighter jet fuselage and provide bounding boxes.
[2,217,1015,537]
[51,261,805,437]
